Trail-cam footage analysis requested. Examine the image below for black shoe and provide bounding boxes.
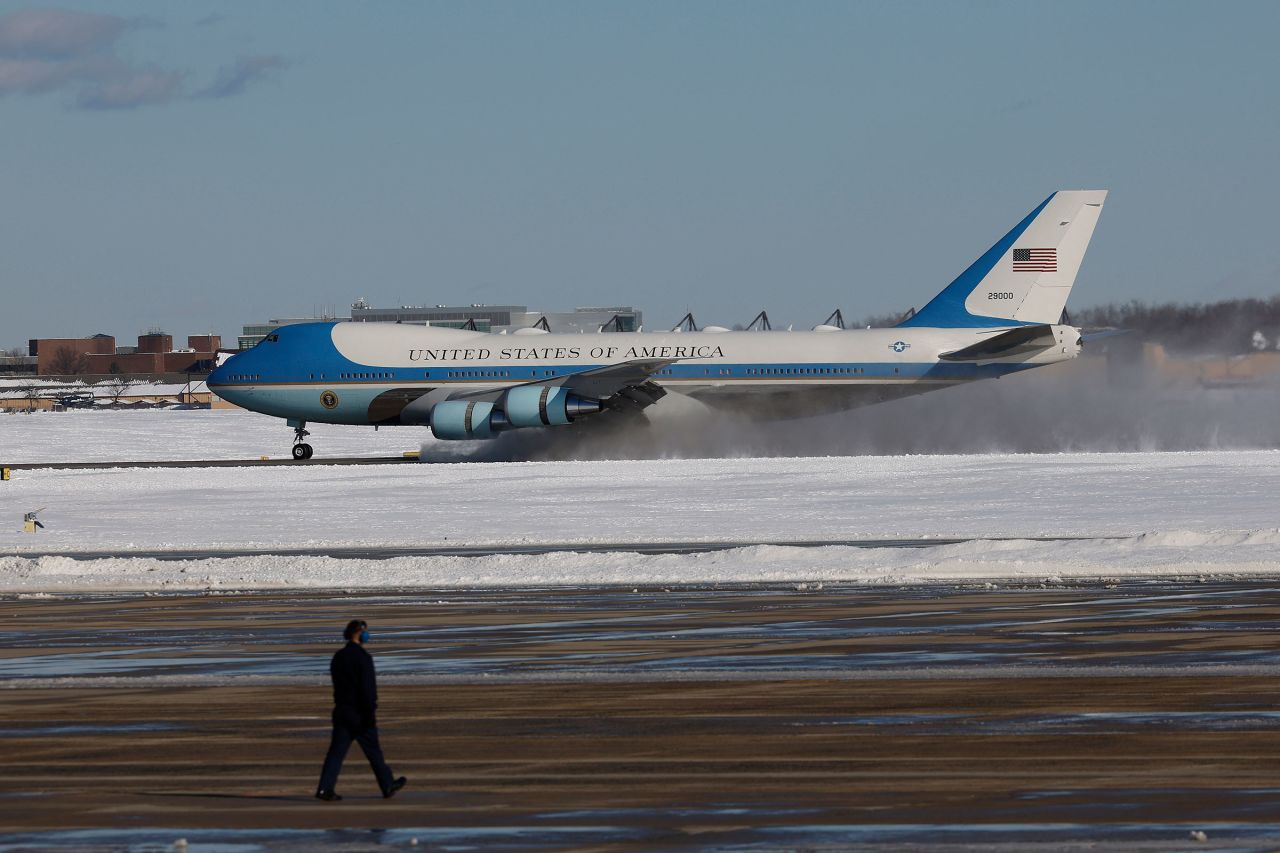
[382,777,407,799]
[315,790,343,801]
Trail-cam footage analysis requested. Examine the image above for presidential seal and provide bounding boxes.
[320,390,339,410]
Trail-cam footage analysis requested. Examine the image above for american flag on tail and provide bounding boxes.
[1012,247,1056,272]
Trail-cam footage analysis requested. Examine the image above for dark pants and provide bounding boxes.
[317,707,394,794]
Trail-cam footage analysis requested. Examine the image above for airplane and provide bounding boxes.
[208,190,1107,459]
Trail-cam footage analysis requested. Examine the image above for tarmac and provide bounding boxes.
[2,455,419,470]
[3,581,1280,850]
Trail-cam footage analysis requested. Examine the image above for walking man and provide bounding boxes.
[316,619,407,801]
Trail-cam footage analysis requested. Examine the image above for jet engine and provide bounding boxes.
[429,388,604,440]
[429,400,505,440]
[501,385,601,427]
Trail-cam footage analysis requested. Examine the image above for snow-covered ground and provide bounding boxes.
[2,408,410,461]
[2,410,1280,591]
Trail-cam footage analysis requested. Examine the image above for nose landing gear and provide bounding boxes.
[289,420,314,460]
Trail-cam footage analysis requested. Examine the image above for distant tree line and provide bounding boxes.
[858,295,1280,356]
[1072,297,1280,355]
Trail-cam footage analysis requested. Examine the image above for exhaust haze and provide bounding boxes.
[421,360,1280,463]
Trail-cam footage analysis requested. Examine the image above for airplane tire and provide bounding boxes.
[293,443,313,460]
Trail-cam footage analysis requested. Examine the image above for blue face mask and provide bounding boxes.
[359,629,370,644]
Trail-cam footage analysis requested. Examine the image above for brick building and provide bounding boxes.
[30,333,222,376]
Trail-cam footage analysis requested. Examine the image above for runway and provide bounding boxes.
[4,580,1280,850]
[1,534,1117,562]
[2,455,420,470]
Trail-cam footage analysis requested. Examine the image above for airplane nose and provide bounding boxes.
[207,353,250,402]
[207,358,234,388]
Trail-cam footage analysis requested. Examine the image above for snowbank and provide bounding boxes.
[4,532,1280,593]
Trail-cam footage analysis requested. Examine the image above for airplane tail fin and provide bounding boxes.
[898,190,1108,328]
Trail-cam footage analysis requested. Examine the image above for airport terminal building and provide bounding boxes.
[27,332,222,376]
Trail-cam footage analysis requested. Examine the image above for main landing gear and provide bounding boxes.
[289,419,314,460]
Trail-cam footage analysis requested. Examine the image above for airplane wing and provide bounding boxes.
[938,324,1060,361]
[453,358,674,411]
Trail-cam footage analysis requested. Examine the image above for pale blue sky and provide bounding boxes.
[2,1,1278,345]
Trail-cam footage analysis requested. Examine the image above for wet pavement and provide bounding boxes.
[3,581,1280,850]
[4,823,1280,852]
[6,581,1280,680]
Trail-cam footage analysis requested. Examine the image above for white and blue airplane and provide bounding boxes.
[209,190,1106,459]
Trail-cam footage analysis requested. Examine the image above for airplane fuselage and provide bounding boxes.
[209,320,1082,428]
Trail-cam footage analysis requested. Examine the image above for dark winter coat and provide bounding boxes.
[330,641,378,731]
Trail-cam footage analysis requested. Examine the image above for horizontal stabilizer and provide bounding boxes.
[939,324,1058,361]
[1080,328,1131,343]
